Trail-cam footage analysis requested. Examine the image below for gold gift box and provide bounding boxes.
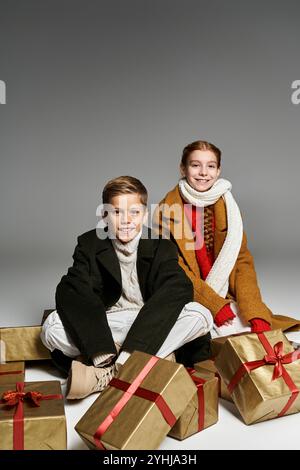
[211,332,250,359]
[0,380,67,450]
[214,330,300,425]
[75,351,196,450]
[194,359,232,402]
[0,326,51,362]
[168,369,218,440]
[211,336,228,358]
[0,361,25,385]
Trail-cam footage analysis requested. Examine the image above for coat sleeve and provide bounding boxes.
[55,236,116,359]
[177,254,230,317]
[233,231,272,323]
[121,240,194,355]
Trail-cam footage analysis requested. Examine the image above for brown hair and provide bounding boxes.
[102,176,148,206]
[181,140,221,168]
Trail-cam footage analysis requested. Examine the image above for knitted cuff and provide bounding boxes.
[214,304,236,327]
[92,352,116,367]
[250,318,271,333]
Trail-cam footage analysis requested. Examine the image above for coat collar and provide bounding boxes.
[95,226,155,290]
[95,234,121,285]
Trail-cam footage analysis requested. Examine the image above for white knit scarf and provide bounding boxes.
[179,177,243,298]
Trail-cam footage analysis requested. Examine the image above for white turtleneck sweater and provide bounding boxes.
[107,231,144,313]
[92,230,144,367]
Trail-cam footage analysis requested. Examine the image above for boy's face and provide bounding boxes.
[180,150,221,192]
[105,193,147,243]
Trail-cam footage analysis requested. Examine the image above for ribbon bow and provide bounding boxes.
[264,341,284,380]
[1,382,63,450]
[2,390,43,407]
[227,333,300,418]
[263,341,295,380]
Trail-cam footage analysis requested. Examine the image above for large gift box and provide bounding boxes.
[75,351,196,450]
[211,332,250,359]
[0,380,67,449]
[214,329,300,424]
[0,326,51,361]
[194,359,232,402]
[0,361,25,385]
[211,336,228,358]
[168,368,218,440]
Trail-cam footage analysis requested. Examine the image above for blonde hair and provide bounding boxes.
[102,176,148,206]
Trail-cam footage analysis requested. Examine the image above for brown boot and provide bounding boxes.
[66,361,117,400]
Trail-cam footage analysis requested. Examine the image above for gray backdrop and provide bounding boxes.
[0,0,299,325]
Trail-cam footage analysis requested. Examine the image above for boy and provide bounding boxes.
[41,176,213,399]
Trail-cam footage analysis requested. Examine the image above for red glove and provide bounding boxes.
[214,304,236,327]
[250,318,271,333]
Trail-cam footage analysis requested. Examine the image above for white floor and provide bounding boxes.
[1,257,300,450]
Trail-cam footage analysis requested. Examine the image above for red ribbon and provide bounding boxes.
[187,368,206,431]
[0,370,23,376]
[1,382,63,450]
[227,333,300,417]
[93,356,177,450]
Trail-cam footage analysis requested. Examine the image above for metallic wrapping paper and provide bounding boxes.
[211,332,250,359]
[0,361,25,385]
[0,380,67,450]
[0,326,51,361]
[194,359,232,402]
[214,330,300,425]
[168,371,218,440]
[75,351,196,450]
[211,336,228,358]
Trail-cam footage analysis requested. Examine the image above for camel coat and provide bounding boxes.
[154,184,300,332]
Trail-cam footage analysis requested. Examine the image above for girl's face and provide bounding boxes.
[105,193,147,243]
[180,149,221,192]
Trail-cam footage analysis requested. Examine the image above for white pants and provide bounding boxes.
[41,302,213,361]
[210,301,251,338]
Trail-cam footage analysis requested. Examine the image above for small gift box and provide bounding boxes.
[0,380,67,449]
[168,368,218,440]
[0,326,51,362]
[194,359,232,402]
[214,330,300,424]
[75,351,196,450]
[0,361,25,385]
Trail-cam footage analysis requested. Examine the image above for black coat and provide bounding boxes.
[55,228,194,361]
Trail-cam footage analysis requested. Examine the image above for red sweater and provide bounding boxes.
[184,204,270,332]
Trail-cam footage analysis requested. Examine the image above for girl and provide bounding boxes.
[155,140,300,338]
